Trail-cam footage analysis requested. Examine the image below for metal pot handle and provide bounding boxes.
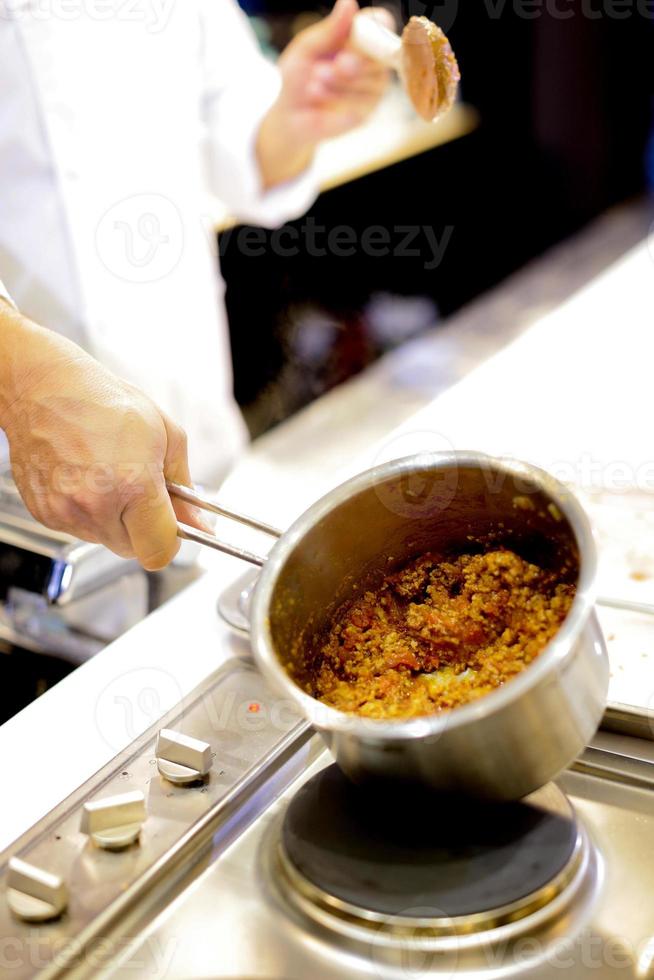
[166,482,282,568]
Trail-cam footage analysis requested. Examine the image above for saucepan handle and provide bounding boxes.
[166,481,282,568]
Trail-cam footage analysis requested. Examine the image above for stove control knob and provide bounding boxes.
[156,728,212,785]
[7,857,68,922]
[80,790,146,850]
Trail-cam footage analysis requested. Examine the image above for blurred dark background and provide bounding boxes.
[221,1,654,435]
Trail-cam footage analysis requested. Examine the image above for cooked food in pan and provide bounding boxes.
[304,547,576,720]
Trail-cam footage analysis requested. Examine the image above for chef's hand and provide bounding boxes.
[0,303,207,570]
[257,0,393,188]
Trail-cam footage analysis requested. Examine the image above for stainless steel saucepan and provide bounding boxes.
[168,452,609,800]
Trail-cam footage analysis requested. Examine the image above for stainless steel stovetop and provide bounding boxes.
[2,647,654,980]
[3,486,654,980]
[104,730,654,980]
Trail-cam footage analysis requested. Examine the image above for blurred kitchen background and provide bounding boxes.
[222,0,653,436]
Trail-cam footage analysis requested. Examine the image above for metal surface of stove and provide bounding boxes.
[0,660,310,978]
[111,735,654,980]
[4,700,654,978]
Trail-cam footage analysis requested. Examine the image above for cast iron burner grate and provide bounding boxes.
[280,764,581,923]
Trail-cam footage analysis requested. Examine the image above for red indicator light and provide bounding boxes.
[248,702,261,714]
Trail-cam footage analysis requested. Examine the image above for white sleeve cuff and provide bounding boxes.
[205,64,320,229]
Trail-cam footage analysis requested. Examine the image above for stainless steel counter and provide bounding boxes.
[108,735,654,980]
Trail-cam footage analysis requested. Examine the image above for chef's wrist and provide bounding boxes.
[0,304,82,429]
[0,299,31,427]
[256,101,317,190]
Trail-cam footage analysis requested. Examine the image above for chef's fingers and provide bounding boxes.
[14,465,137,559]
[161,414,214,534]
[307,70,389,102]
[303,95,385,135]
[295,0,358,59]
[312,57,388,88]
[334,53,388,79]
[52,499,134,559]
[58,497,134,557]
[162,414,191,487]
[26,489,137,560]
[331,50,390,80]
[119,425,183,572]
[121,474,181,571]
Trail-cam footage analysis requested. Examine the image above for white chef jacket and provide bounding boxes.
[0,0,318,483]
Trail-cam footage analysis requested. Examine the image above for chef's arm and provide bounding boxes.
[256,0,391,191]
[0,297,207,569]
[200,0,390,225]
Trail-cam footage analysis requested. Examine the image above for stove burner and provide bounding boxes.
[279,764,583,932]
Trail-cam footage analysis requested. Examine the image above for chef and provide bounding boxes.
[0,0,391,486]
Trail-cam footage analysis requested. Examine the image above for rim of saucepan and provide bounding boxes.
[249,451,597,740]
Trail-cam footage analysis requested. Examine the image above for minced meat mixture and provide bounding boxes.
[310,548,575,720]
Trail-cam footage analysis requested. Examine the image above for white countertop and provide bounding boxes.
[218,239,654,526]
[2,225,653,852]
